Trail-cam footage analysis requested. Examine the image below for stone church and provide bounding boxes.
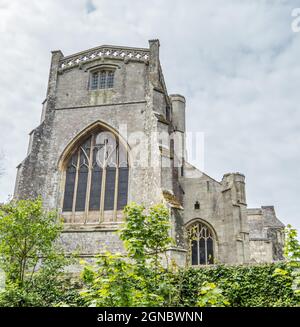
[14,40,285,266]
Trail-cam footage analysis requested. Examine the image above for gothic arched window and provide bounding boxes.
[62,129,129,224]
[187,221,215,265]
[90,70,114,90]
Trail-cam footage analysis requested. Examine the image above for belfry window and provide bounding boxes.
[62,129,129,223]
[187,222,215,265]
[90,70,115,90]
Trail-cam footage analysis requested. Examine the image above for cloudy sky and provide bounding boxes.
[0,0,299,233]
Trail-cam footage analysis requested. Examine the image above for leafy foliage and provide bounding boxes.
[196,282,230,307]
[81,252,164,307]
[0,198,62,284]
[79,203,300,307]
[0,198,75,306]
[284,224,300,264]
[119,203,173,262]
[175,263,299,307]
[283,224,300,299]
[1,200,299,307]
[80,203,175,307]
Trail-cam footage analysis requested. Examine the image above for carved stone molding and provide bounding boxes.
[59,46,150,71]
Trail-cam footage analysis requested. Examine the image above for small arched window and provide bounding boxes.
[194,201,200,210]
[187,221,215,265]
[62,128,129,224]
[90,70,114,90]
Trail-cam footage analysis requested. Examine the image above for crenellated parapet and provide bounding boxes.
[58,45,150,71]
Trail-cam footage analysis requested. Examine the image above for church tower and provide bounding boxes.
[14,40,187,263]
[14,40,284,266]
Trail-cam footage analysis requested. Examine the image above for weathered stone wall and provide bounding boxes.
[14,40,185,261]
[248,206,285,262]
[60,229,124,255]
[181,166,250,264]
[55,60,147,109]
[249,240,273,263]
[14,40,284,266]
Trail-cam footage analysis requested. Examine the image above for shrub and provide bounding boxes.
[0,198,73,306]
[175,263,299,307]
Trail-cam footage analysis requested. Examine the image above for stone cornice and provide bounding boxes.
[59,45,150,71]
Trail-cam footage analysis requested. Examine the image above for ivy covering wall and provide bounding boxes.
[176,263,299,307]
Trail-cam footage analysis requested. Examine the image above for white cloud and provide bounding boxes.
[0,0,299,234]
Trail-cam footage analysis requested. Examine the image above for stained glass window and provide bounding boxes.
[62,154,78,212]
[117,167,129,210]
[62,129,129,222]
[187,222,215,265]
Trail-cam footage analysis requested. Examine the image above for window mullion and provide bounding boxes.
[189,237,192,266]
[196,225,199,266]
[205,236,208,265]
[84,135,94,223]
[197,238,200,266]
[71,151,80,223]
[99,141,107,223]
[113,144,119,221]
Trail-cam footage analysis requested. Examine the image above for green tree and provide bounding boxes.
[282,224,300,300]
[81,203,175,307]
[80,202,230,307]
[284,224,300,265]
[120,203,175,304]
[120,203,173,272]
[81,252,160,307]
[0,198,72,306]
